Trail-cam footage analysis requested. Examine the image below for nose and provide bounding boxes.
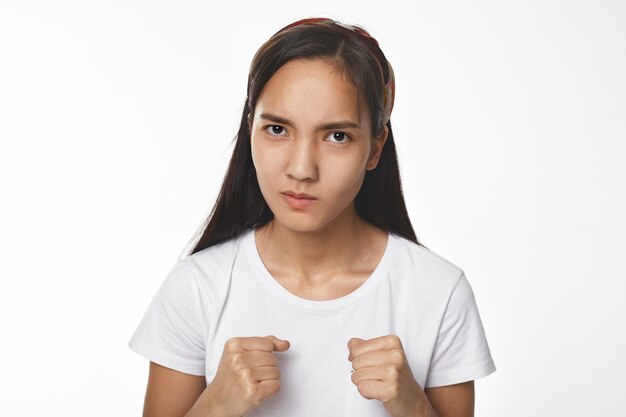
[286,136,318,182]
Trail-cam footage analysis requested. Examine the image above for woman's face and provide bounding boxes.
[250,58,388,233]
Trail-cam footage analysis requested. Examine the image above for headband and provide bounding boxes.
[274,18,396,125]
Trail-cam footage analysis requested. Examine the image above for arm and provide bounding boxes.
[424,380,475,417]
[142,336,289,417]
[141,361,206,417]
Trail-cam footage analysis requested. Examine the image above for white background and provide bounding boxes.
[1,1,624,416]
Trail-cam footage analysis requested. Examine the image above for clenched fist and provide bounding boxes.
[200,335,290,417]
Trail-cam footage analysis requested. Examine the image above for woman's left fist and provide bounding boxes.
[348,334,426,417]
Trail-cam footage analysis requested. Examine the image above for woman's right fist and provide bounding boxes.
[201,335,290,417]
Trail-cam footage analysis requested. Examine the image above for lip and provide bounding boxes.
[281,191,317,199]
[281,192,318,209]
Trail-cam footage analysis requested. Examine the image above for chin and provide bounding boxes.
[271,208,351,235]
[272,216,324,233]
[264,192,355,234]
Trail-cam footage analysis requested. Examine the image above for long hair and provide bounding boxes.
[186,18,425,256]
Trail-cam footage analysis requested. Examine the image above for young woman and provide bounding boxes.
[129,17,496,417]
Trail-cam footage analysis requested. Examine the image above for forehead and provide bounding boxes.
[255,59,366,124]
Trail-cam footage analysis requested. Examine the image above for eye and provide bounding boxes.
[325,131,352,145]
[263,125,288,136]
[262,125,351,145]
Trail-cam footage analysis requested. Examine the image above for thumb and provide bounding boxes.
[265,335,291,352]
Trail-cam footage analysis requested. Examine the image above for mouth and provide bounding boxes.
[281,192,318,209]
[281,191,317,199]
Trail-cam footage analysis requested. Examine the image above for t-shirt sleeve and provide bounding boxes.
[425,271,496,388]
[128,258,209,376]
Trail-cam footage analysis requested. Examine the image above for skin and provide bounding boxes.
[348,335,475,417]
[141,58,475,417]
[249,57,389,290]
[143,362,473,417]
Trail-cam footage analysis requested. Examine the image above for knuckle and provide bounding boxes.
[386,365,400,379]
[356,382,371,399]
[225,337,240,352]
[243,385,261,406]
[228,351,244,368]
[391,349,404,364]
[267,380,281,397]
[262,352,276,366]
[389,381,400,398]
[236,367,254,386]
[240,367,253,380]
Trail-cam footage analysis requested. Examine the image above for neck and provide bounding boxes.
[254,206,373,285]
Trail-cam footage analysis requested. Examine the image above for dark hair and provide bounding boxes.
[185,18,425,256]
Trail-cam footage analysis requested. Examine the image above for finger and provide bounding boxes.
[229,349,278,372]
[351,348,405,370]
[265,335,291,352]
[351,365,386,385]
[242,350,278,367]
[250,365,282,382]
[348,334,402,360]
[258,379,281,399]
[225,336,289,353]
[353,378,386,401]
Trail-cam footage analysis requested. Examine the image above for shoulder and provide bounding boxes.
[172,229,252,301]
[388,232,465,291]
[185,229,250,273]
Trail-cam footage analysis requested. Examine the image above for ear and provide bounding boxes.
[366,125,389,171]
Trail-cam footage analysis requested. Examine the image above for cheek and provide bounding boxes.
[251,138,281,187]
[322,155,368,195]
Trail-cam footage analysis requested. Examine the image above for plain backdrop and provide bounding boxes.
[1,0,624,416]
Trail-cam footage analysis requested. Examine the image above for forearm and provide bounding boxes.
[416,389,440,417]
[183,393,212,417]
[421,403,440,417]
[184,384,223,417]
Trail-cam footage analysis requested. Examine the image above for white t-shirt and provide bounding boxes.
[129,227,496,416]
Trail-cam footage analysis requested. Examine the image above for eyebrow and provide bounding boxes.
[259,112,360,130]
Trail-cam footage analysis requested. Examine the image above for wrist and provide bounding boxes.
[415,387,439,417]
[185,383,223,417]
[416,403,439,417]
